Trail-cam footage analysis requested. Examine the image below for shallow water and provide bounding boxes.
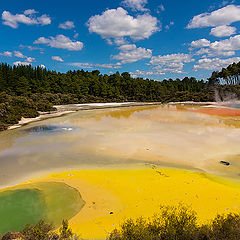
[0,105,240,186]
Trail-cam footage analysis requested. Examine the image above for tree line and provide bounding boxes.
[0,63,210,102]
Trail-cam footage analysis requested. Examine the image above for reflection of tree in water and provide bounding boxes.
[64,105,160,125]
[102,105,159,119]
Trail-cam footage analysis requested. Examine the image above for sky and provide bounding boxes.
[0,0,240,81]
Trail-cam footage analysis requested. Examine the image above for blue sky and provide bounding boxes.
[0,0,240,80]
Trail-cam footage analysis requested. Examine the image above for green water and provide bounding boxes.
[0,189,46,234]
[0,182,85,235]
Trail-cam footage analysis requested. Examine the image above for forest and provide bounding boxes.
[1,61,240,130]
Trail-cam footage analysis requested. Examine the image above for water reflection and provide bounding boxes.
[27,125,75,134]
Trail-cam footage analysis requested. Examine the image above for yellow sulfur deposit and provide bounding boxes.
[29,167,240,239]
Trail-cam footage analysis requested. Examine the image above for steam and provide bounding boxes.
[214,89,239,103]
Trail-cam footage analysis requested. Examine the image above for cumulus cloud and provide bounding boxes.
[0,51,12,57]
[113,44,152,64]
[34,34,84,51]
[59,21,75,29]
[190,39,211,48]
[193,57,240,70]
[210,25,236,37]
[2,10,51,28]
[209,34,240,54]
[39,64,46,68]
[150,53,194,74]
[121,0,148,11]
[52,56,64,62]
[192,35,240,57]
[87,7,159,41]
[187,5,240,29]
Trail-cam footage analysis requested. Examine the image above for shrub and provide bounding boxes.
[108,205,240,240]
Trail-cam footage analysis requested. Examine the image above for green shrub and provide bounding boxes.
[108,205,240,240]
[21,220,54,240]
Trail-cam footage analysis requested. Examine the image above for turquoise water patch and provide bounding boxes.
[227,104,240,109]
[27,125,76,134]
[0,182,85,235]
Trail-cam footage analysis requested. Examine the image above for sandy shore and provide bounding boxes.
[8,111,75,130]
[13,166,240,240]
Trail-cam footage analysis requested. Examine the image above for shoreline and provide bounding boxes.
[7,100,240,131]
[7,102,163,130]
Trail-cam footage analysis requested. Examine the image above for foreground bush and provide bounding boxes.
[1,220,80,240]
[108,204,240,240]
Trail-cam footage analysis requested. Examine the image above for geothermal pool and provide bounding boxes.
[1,104,240,184]
[1,104,240,238]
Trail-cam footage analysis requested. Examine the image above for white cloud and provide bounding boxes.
[113,44,152,64]
[12,51,35,62]
[34,34,84,51]
[2,10,51,28]
[26,57,35,62]
[209,34,240,53]
[19,45,43,51]
[13,61,31,66]
[130,69,165,78]
[39,64,46,68]
[150,53,194,74]
[24,9,38,15]
[94,63,121,69]
[87,7,159,41]
[194,57,240,70]
[118,44,137,51]
[192,35,240,57]
[187,5,240,29]
[190,39,210,48]
[0,51,12,57]
[59,21,75,29]
[121,0,148,11]
[69,62,121,69]
[14,51,26,58]
[52,56,64,62]
[37,14,51,25]
[210,25,236,37]
[113,38,127,46]
[196,47,235,57]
